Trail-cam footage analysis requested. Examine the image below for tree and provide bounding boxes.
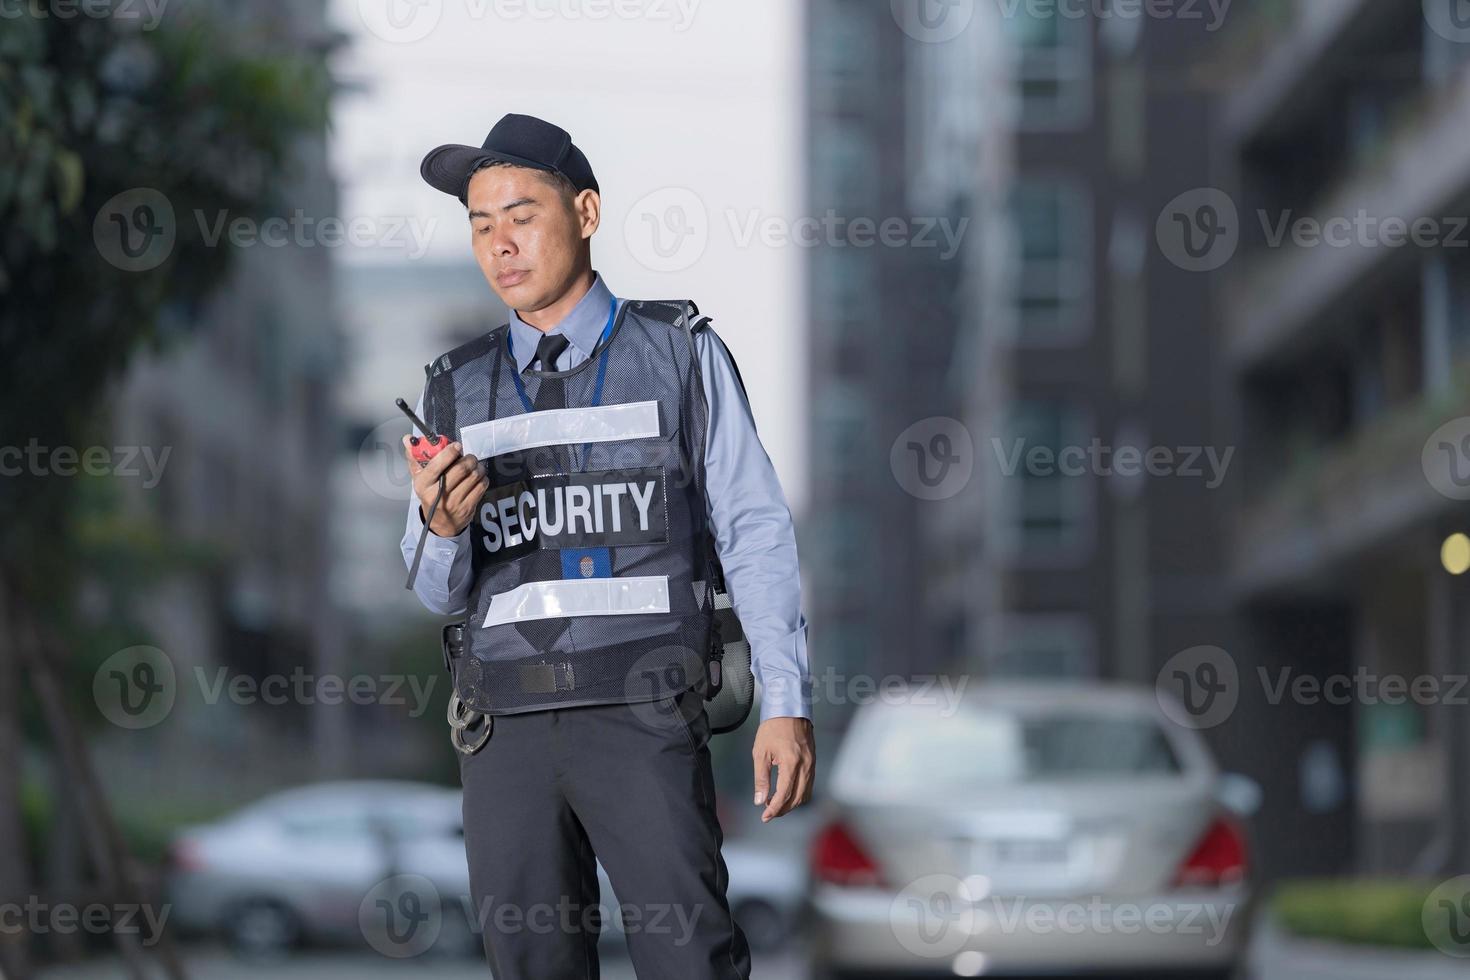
[0,4,334,973]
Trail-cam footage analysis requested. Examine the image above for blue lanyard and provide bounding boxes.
[507,294,617,471]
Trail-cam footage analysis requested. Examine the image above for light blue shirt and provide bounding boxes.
[401,272,812,722]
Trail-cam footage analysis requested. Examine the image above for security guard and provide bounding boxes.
[400,113,814,979]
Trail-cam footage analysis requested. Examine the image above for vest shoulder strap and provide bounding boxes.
[424,324,508,381]
[631,298,705,332]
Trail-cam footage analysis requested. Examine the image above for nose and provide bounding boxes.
[487,224,517,256]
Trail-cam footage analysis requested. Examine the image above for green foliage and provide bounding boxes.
[0,3,332,585]
[1272,878,1437,949]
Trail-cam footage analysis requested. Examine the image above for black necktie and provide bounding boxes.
[519,332,572,654]
[533,333,569,378]
[531,333,568,457]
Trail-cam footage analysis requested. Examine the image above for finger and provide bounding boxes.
[420,442,463,480]
[796,763,816,807]
[762,759,796,820]
[779,761,814,816]
[447,472,488,517]
[439,453,480,492]
[414,447,462,498]
[752,752,771,807]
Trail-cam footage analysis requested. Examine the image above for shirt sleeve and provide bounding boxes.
[695,325,813,723]
[400,389,475,616]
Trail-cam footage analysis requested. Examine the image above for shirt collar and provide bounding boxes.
[507,271,618,373]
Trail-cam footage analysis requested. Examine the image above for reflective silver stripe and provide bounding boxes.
[459,401,661,459]
[480,575,671,628]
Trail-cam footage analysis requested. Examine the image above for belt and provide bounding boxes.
[442,623,713,698]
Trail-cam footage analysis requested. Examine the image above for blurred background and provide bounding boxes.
[5,0,1470,977]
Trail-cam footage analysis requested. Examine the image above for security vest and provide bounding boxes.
[422,299,717,715]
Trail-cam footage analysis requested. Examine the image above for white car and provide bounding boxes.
[165,778,803,958]
[807,683,1257,979]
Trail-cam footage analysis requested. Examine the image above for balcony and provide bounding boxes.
[1231,375,1470,597]
[1223,67,1470,371]
[1218,0,1384,147]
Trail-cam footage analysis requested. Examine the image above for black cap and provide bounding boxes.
[420,113,599,205]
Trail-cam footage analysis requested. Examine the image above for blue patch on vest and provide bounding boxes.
[561,548,612,579]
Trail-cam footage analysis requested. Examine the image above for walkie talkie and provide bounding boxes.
[398,397,450,590]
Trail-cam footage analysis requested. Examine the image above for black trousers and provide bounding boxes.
[456,686,753,979]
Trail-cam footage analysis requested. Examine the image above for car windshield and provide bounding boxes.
[864,705,1182,789]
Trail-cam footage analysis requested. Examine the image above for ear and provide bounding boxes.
[576,188,601,240]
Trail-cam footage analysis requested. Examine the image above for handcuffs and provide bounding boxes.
[442,623,491,755]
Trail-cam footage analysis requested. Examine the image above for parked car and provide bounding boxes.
[807,682,1258,979]
[165,780,475,958]
[165,778,804,958]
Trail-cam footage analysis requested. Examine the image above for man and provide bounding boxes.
[400,113,814,979]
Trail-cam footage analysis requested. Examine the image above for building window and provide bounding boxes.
[812,246,877,346]
[1008,5,1092,129]
[816,118,878,211]
[991,399,1093,562]
[1009,180,1093,344]
[986,614,1096,678]
[812,10,875,113]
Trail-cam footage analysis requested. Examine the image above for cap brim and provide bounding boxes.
[420,144,556,203]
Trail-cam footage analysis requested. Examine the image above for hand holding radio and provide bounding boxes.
[397,397,487,539]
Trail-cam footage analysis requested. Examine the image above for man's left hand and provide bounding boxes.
[752,717,815,823]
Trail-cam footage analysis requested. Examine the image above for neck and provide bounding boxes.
[517,266,596,331]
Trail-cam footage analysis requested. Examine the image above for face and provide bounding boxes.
[466,165,600,313]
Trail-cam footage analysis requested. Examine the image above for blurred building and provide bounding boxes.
[1216,0,1470,876]
[958,8,1230,688]
[803,0,1007,735]
[804,4,1236,746]
[106,0,351,791]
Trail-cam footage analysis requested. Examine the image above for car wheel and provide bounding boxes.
[734,899,788,952]
[225,898,300,960]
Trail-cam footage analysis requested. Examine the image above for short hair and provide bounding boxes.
[465,158,579,209]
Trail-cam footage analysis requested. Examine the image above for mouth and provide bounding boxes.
[496,268,531,286]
